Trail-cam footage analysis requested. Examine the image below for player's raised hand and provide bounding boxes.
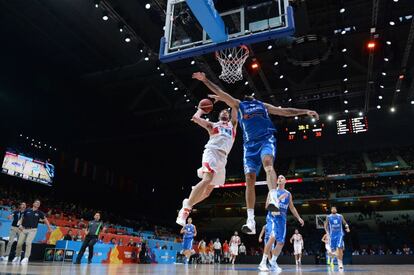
[298,217,305,227]
[306,110,319,120]
[258,237,262,243]
[345,227,350,233]
[192,72,206,81]
[208,94,222,103]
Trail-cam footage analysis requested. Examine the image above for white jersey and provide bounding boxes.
[230,236,241,246]
[292,234,303,246]
[205,121,235,155]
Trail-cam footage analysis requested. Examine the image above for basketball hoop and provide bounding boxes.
[215,45,249,84]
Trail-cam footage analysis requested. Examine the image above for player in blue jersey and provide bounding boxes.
[258,175,304,272]
[192,72,318,234]
[324,206,350,270]
[180,217,197,264]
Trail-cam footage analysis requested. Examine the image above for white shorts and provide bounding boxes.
[197,148,227,186]
[230,245,238,256]
[325,244,331,253]
[294,244,302,255]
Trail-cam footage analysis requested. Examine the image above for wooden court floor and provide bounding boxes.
[0,263,413,274]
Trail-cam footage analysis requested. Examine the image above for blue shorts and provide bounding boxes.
[182,238,193,251]
[243,135,277,175]
[330,234,344,250]
[266,214,286,244]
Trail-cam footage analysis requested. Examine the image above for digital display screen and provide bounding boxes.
[1,152,55,186]
[285,123,324,141]
[336,116,368,135]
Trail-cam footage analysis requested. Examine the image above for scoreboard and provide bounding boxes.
[336,116,369,135]
[286,123,324,141]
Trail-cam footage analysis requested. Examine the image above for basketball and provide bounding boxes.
[199,98,214,114]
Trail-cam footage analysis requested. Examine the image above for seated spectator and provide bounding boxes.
[75,230,83,242]
[62,229,73,241]
[403,244,411,255]
[98,236,105,244]
[386,249,393,255]
[78,218,87,229]
[361,248,368,255]
[352,250,360,255]
[239,243,246,256]
[127,239,135,247]
[396,249,403,255]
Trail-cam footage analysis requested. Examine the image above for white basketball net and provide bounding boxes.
[215,45,249,84]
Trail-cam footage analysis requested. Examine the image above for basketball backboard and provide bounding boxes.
[159,0,295,63]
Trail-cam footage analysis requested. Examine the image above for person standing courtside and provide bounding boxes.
[0,202,26,262]
[13,200,52,265]
[75,212,106,264]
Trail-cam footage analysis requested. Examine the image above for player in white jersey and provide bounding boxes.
[289,229,304,265]
[322,232,334,267]
[176,102,237,226]
[229,231,241,265]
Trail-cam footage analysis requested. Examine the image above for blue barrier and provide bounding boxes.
[55,240,112,263]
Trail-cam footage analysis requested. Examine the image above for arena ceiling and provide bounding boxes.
[0,0,413,156]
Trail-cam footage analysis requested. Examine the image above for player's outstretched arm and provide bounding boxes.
[191,109,213,133]
[321,234,327,242]
[264,103,319,120]
[193,72,240,108]
[289,195,305,226]
[342,215,351,232]
[289,235,294,244]
[194,225,197,237]
[180,227,185,234]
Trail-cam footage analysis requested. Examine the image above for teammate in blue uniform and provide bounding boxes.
[324,206,350,270]
[258,175,304,272]
[192,72,318,234]
[180,217,197,264]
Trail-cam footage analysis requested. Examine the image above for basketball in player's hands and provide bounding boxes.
[199,98,214,114]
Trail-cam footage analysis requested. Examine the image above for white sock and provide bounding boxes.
[247,208,255,220]
[183,199,191,209]
[260,254,268,265]
[271,255,278,262]
[338,259,343,266]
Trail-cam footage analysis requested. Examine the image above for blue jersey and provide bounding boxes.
[269,189,290,217]
[183,224,195,239]
[327,214,344,236]
[238,100,276,143]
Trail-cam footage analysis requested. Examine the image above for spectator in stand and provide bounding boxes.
[222,240,230,263]
[369,248,376,255]
[207,240,214,264]
[239,243,246,256]
[352,250,360,255]
[198,239,206,264]
[396,249,403,255]
[78,218,87,229]
[98,236,105,244]
[361,248,367,255]
[118,239,123,246]
[0,202,26,262]
[110,238,117,245]
[213,238,222,264]
[62,229,73,241]
[13,199,52,265]
[378,248,385,255]
[403,244,411,255]
[75,230,83,241]
[127,239,135,247]
[386,249,393,255]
